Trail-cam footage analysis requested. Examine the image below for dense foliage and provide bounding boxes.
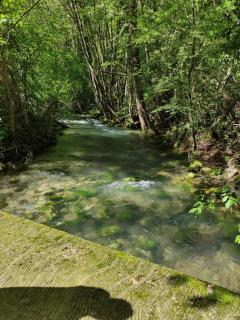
[1,0,240,146]
[59,0,240,150]
[0,1,239,174]
[0,0,91,161]
[0,0,240,148]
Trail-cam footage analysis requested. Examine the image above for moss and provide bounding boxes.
[132,290,150,300]
[213,287,236,304]
[188,278,207,294]
[189,160,203,172]
[64,194,79,202]
[115,250,137,265]
[48,195,64,202]
[116,211,133,222]
[38,202,53,211]
[200,167,212,174]
[74,188,97,199]
[189,286,238,308]
[97,172,114,183]
[75,209,87,221]
[167,274,189,286]
[136,237,158,251]
[210,167,224,176]
[69,188,97,201]
[224,223,238,237]
[157,190,172,199]
[173,229,189,244]
[63,213,78,222]
[98,225,122,237]
[123,185,140,192]
[186,172,196,180]
[109,242,121,250]
[0,197,8,209]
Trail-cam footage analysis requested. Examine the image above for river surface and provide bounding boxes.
[0,118,240,292]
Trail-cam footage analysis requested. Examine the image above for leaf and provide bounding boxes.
[226,198,236,209]
[189,208,198,214]
[222,196,229,203]
[235,235,240,245]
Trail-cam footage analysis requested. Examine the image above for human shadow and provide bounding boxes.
[0,286,133,320]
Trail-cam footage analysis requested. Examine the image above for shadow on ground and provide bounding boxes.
[0,286,133,320]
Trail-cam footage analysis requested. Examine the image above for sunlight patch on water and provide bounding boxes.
[106,180,156,191]
[62,119,89,125]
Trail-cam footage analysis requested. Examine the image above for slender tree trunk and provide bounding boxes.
[67,0,121,119]
[188,0,198,150]
[0,53,16,138]
[128,0,150,131]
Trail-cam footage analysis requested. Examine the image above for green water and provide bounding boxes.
[1,118,240,292]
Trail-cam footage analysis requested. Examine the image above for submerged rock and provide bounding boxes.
[135,236,159,251]
[98,225,122,237]
[64,213,78,222]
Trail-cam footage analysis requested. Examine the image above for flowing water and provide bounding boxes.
[0,118,240,292]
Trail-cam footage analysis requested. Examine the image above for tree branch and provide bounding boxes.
[7,0,43,35]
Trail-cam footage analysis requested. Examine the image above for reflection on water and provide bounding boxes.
[0,117,240,292]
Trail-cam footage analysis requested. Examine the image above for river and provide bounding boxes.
[0,117,239,292]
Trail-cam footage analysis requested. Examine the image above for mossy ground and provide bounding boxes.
[0,212,239,319]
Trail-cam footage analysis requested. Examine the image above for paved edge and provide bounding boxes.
[0,212,239,320]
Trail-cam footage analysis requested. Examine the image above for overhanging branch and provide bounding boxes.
[7,0,43,35]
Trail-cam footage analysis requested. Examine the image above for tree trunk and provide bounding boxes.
[128,0,150,131]
[0,53,16,138]
[188,0,198,150]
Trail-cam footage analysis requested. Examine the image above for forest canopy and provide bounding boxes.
[0,0,240,155]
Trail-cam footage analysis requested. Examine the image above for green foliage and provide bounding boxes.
[1,0,240,143]
[1,0,92,131]
[189,160,203,172]
[189,200,208,216]
[235,235,240,245]
[221,186,240,209]
[190,185,240,216]
[222,194,239,209]
[210,168,224,177]
[190,184,240,244]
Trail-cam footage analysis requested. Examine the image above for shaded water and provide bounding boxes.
[1,118,240,292]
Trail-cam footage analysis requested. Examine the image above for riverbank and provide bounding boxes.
[0,211,240,319]
[186,143,240,219]
[0,115,67,173]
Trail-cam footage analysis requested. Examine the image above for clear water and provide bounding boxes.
[1,118,240,292]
